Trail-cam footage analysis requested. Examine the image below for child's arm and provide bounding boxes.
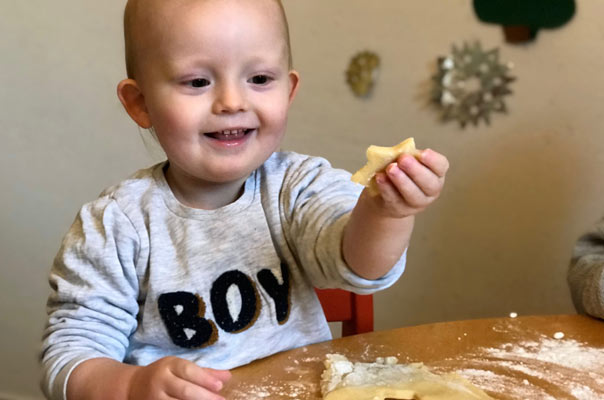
[343,149,449,280]
[568,220,604,319]
[66,357,230,400]
[41,197,231,400]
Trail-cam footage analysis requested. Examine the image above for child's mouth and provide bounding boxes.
[205,128,253,141]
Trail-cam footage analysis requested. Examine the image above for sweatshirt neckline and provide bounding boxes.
[152,162,257,219]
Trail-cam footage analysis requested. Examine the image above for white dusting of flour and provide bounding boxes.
[553,331,565,339]
[228,353,320,400]
[229,377,316,399]
[228,325,604,399]
[446,334,604,400]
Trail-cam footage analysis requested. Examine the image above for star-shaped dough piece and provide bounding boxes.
[351,138,422,196]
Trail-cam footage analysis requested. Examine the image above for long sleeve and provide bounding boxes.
[274,154,406,294]
[568,218,604,319]
[40,197,142,400]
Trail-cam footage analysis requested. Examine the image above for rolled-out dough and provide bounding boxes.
[321,354,493,400]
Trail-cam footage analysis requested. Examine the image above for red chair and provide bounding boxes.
[314,288,373,337]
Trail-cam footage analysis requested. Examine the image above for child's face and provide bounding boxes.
[129,0,299,185]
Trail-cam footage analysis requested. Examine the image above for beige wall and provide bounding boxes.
[283,0,604,329]
[3,0,603,398]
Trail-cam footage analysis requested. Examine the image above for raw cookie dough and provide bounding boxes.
[351,137,422,196]
[321,354,493,400]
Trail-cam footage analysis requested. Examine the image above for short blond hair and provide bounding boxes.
[123,0,293,79]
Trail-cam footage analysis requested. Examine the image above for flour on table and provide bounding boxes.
[440,333,604,400]
[227,353,319,400]
[553,331,565,339]
[229,325,604,399]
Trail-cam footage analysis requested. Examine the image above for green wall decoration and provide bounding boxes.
[473,0,576,43]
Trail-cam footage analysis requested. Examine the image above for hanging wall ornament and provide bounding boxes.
[473,0,575,44]
[346,51,380,98]
[431,41,515,128]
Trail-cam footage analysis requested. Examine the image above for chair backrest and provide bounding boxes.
[314,288,373,337]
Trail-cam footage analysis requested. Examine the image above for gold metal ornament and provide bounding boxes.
[431,41,515,128]
[346,51,380,98]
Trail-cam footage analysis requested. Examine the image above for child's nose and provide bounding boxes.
[212,83,247,114]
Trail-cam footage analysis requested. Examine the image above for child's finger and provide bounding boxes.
[208,369,232,384]
[375,171,404,205]
[173,361,229,394]
[166,378,225,400]
[385,164,427,208]
[396,155,442,197]
[419,149,449,178]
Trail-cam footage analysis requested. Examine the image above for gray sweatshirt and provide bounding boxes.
[568,216,604,319]
[40,151,406,400]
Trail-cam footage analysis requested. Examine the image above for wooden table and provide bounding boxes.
[222,314,604,399]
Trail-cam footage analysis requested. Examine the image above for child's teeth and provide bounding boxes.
[216,129,246,138]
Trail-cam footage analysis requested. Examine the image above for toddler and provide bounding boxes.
[40,0,449,399]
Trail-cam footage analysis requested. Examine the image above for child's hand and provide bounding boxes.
[128,356,231,400]
[372,148,449,218]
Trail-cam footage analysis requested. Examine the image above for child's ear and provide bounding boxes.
[117,79,152,129]
[287,70,300,105]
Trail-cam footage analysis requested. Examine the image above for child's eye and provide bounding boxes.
[249,75,272,85]
[190,78,210,88]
